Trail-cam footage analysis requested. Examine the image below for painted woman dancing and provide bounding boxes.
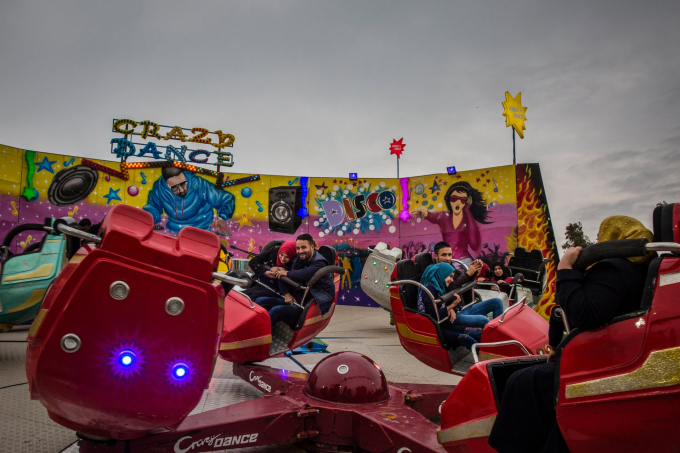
[411,181,492,261]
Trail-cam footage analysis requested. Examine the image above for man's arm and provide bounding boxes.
[199,177,236,220]
[287,259,326,284]
[142,180,164,224]
[452,269,472,287]
[248,248,274,277]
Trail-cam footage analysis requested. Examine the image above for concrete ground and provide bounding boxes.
[0,306,460,453]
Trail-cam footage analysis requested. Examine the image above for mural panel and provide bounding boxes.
[0,144,557,312]
[399,166,518,262]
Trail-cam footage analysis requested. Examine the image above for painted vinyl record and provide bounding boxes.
[48,165,99,206]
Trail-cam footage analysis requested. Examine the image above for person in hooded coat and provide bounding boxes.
[488,215,653,453]
[143,167,235,234]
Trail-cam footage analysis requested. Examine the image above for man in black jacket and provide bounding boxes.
[267,234,336,329]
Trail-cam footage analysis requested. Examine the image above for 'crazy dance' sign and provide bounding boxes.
[110,119,235,167]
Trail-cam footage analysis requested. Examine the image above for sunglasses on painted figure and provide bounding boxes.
[170,181,188,193]
[450,195,468,204]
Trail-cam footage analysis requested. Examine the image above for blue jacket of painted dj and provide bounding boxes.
[143,171,235,233]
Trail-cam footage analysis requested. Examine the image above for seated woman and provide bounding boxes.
[490,263,512,284]
[447,259,504,327]
[418,262,482,351]
[488,216,653,453]
[247,241,296,305]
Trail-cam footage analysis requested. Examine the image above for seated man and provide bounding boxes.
[433,241,503,328]
[260,234,336,329]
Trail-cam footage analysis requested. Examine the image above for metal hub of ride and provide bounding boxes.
[77,351,453,453]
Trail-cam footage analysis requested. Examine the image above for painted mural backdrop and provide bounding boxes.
[516,164,560,321]
[0,143,558,314]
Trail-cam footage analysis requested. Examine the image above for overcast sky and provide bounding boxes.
[1,0,678,249]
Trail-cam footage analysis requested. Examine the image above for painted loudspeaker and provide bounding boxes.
[268,186,302,234]
[48,166,99,206]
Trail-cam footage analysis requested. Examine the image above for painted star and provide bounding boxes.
[36,156,57,174]
[102,187,122,205]
[333,179,337,184]
[476,178,481,183]
[315,182,328,191]
[429,179,441,193]
[236,213,255,229]
[456,174,462,180]
[486,179,491,183]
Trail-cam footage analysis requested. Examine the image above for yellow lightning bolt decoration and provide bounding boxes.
[502,91,528,139]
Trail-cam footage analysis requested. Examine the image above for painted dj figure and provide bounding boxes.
[143,167,235,234]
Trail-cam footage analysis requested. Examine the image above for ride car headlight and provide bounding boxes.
[109,281,130,300]
[165,297,185,316]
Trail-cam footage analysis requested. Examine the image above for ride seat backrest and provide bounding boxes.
[508,247,531,270]
[396,259,419,311]
[652,205,664,243]
[658,203,680,243]
[318,245,337,265]
[414,252,434,275]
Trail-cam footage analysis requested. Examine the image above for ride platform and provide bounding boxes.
[0,306,460,453]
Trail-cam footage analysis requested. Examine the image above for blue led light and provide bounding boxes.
[446,166,457,175]
[119,350,135,367]
[172,363,189,380]
[349,173,358,181]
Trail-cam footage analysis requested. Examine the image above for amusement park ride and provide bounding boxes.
[4,202,680,452]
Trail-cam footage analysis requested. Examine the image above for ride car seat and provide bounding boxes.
[508,247,548,298]
[396,259,419,312]
[269,246,341,355]
[552,203,680,451]
[414,252,434,275]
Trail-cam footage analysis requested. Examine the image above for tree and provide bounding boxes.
[562,222,594,251]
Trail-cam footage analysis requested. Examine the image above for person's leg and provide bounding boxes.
[488,362,557,453]
[460,298,504,319]
[441,326,477,350]
[453,313,490,328]
[462,327,482,342]
[269,305,304,329]
[254,296,285,312]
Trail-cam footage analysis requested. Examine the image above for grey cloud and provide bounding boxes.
[0,0,679,255]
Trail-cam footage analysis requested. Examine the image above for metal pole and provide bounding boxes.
[512,129,518,250]
[397,156,400,179]
[512,128,516,167]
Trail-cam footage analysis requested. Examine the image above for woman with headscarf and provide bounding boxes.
[243,240,297,303]
[489,263,512,283]
[417,262,482,350]
[488,216,653,453]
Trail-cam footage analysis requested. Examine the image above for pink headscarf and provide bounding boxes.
[277,241,297,266]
